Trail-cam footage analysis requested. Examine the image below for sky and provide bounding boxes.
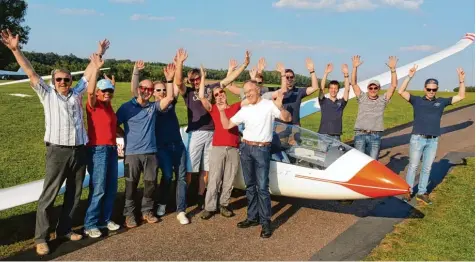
[16,0,476,90]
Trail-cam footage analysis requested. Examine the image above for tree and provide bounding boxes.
[0,0,30,69]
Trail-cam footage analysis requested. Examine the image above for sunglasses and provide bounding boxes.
[155,88,166,92]
[190,77,200,82]
[101,88,114,93]
[55,77,71,83]
[214,90,225,97]
[368,86,380,91]
[139,86,154,92]
[425,88,438,92]
[286,76,294,80]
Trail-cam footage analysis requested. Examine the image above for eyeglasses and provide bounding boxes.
[214,90,225,97]
[139,86,154,92]
[155,89,166,92]
[286,76,294,80]
[368,86,379,91]
[55,77,71,83]
[190,77,200,82]
[101,88,114,93]
[425,88,438,92]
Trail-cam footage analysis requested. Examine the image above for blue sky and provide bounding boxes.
[20,0,475,90]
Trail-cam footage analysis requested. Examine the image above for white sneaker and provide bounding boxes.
[157,204,166,216]
[84,228,102,238]
[176,211,189,225]
[107,221,120,231]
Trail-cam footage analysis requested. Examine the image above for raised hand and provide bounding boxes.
[275,89,284,107]
[258,57,266,73]
[341,64,349,75]
[134,60,145,71]
[249,66,258,80]
[408,64,418,78]
[457,67,465,82]
[90,53,104,69]
[324,63,333,74]
[103,73,116,85]
[386,56,398,70]
[0,29,19,51]
[200,64,207,78]
[352,55,363,68]
[305,58,315,73]
[276,62,285,75]
[163,63,176,81]
[243,50,251,66]
[228,59,238,71]
[176,48,188,63]
[97,39,110,56]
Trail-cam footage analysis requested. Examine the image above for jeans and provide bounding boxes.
[405,134,439,195]
[354,131,382,159]
[239,143,272,226]
[84,145,118,230]
[317,134,342,152]
[156,141,187,212]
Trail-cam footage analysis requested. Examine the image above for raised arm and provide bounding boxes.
[452,68,466,104]
[397,64,417,102]
[83,39,110,82]
[351,55,363,97]
[305,58,319,96]
[220,50,250,87]
[341,64,350,101]
[385,56,398,100]
[274,90,292,122]
[131,60,144,97]
[223,59,243,95]
[319,63,332,99]
[87,53,105,108]
[271,62,287,99]
[1,29,40,86]
[198,65,212,112]
[159,63,176,110]
[174,48,188,96]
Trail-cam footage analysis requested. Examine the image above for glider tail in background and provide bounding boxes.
[299,32,475,119]
[0,68,111,86]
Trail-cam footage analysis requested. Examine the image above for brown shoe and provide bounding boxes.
[125,215,137,228]
[142,211,159,223]
[36,243,50,256]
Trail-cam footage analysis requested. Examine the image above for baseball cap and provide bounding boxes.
[367,79,381,87]
[97,79,115,91]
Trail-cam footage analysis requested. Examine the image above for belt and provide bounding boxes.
[356,129,382,134]
[45,142,84,149]
[242,139,271,147]
[417,134,438,139]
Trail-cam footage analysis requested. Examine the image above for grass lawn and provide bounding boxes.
[365,157,475,261]
[0,80,474,258]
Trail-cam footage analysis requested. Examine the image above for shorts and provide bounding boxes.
[186,130,213,173]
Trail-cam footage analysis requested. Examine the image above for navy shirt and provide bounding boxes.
[116,98,160,155]
[318,96,347,135]
[275,87,309,125]
[409,95,452,136]
[155,99,182,146]
[182,83,219,132]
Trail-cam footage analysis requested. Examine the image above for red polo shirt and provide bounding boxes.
[210,102,241,147]
[86,101,117,146]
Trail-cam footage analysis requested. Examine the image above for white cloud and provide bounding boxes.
[178,28,239,37]
[272,0,423,12]
[225,40,346,53]
[109,0,145,3]
[130,14,175,21]
[57,8,104,16]
[400,45,438,52]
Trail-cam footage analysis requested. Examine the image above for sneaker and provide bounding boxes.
[176,211,190,225]
[36,243,50,256]
[157,204,166,217]
[416,194,432,205]
[62,232,83,241]
[220,205,235,217]
[84,228,102,238]
[107,221,120,231]
[402,192,412,202]
[142,211,159,223]
[125,215,137,228]
[200,210,214,220]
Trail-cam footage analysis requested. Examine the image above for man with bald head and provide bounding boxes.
[116,75,165,228]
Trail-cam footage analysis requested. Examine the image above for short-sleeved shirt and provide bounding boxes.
[182,83,220,132]
[86,101,117,146]
[210,102,241,147]
[32,77,89,146]
[276,87,309,126]
[318,96,348,135]
[155,99,182,146]
[354,92,389,132]
[409,95,452,136]
[116,98,160,155]
[231,99,281,143]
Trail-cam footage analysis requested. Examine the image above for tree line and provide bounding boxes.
[4,51,330,86]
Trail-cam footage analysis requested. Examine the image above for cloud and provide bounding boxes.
[57,8,104,16]
[225,40,346,53]
[130,14,175,21]
[178,28,239,37]
[109,0,145,3]
[272,0,423,12]
[400,45,438,52]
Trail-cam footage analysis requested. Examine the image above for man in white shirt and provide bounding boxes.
[218,80,291,238]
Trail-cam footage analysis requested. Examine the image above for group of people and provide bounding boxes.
[0,28,467,256]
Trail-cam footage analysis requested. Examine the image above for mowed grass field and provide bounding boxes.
[0,79,474,258]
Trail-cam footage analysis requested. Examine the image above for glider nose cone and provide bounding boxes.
[347,160,410,198]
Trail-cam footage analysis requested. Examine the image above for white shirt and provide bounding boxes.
[230,98,281,142]
[32,77,89,146]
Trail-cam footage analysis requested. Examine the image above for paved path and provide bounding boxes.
[48,105,474,261]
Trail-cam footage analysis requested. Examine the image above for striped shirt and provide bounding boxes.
[32,77,89,146]
[354,92,389,132]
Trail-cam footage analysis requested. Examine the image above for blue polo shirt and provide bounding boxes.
[275,87,309,125]
[116,98,160,155]
[318,96,347,135]
[409,95,452,137]
[155,99,182,146]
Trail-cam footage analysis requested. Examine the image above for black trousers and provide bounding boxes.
[34,144,86,244]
